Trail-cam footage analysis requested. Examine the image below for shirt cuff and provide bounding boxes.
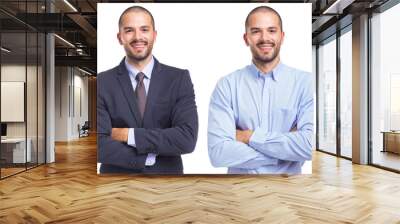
[145,153,157,166]
[128,128,156,166]
[127,128,136,147]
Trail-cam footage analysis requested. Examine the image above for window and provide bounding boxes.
[371,2,400,171]
[339,28,352,158]
[0,1,46,179]
[318,36,337,155]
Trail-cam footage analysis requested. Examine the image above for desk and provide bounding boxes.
[381,131,400,154]
[1,138,31,163]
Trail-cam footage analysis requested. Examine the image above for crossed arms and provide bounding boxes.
[207,76,314,169]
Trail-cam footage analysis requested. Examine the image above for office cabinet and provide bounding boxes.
[382,132,400,154]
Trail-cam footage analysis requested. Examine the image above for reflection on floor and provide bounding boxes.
[373,150,400,171]
[0,162,41,178]
[0,167,25,177]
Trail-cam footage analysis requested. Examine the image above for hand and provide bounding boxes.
[111,128,129,143]
[236,129,253,144]
[290,126,297,132]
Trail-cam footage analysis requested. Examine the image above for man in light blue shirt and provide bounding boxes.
[208,6,314,174]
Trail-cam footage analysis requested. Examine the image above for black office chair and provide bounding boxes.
[79,121,90,138]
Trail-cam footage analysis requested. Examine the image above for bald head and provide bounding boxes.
[245,6,283,32]
[118,6,155,30]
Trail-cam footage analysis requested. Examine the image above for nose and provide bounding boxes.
[260,30,271,42]
[132,29,143,40]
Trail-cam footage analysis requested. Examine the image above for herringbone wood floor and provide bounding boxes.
[1,135,400,223]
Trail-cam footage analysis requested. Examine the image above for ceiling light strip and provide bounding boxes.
[77,67,93,76]
[1,47,11,53]
[54,34,75,48]
[63,0,78,12]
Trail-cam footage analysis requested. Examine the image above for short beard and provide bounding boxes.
[125,39,153,62]
[126,46,152,62]
[253,53,277,64]
[126,50,151,62]
[252,44,281,64]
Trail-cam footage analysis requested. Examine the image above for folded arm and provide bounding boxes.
[249,75,314,161]
[134,71,199,156]
[97,84,147,170]
[208,79,278,169]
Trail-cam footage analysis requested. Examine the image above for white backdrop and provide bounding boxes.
[97,3,312,174]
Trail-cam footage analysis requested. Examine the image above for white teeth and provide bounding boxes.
[131,42,146,47]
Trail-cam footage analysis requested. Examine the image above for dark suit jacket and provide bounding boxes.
[97,58,198,174]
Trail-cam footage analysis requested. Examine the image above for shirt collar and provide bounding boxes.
[124,56,154,80]
[249,61,284,82]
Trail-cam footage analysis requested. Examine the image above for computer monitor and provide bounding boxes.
[1,123,7,138]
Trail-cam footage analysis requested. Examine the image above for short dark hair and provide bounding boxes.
[118,6,155,30]
[245,6,283,31]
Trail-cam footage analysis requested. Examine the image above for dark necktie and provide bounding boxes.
[135,72,146,120]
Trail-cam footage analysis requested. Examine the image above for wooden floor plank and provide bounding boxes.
[0,135,400,223]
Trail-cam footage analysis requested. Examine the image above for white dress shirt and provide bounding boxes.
[125,57,156,166]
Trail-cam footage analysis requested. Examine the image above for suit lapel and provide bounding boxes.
[143,58,163,126]
[116,59,141,126]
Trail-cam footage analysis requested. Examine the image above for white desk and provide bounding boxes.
[1,138,31,163]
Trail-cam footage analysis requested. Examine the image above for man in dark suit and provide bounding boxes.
[97,6,198,174]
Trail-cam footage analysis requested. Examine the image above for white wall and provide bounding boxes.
[1,65,37,138]
[54,67,89,141]
[55,66,68,141]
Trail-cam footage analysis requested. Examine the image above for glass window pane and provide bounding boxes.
[371,3,400,171]
[340,29,352,158]
[318,37,337,154]
[1,29,28,177]
[1,0,46,179]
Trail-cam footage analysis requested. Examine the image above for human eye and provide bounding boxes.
[251,28,260,34]
[268,28,277,33]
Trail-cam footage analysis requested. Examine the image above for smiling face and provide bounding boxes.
[117,10,157,63]
[244,10,284,66]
